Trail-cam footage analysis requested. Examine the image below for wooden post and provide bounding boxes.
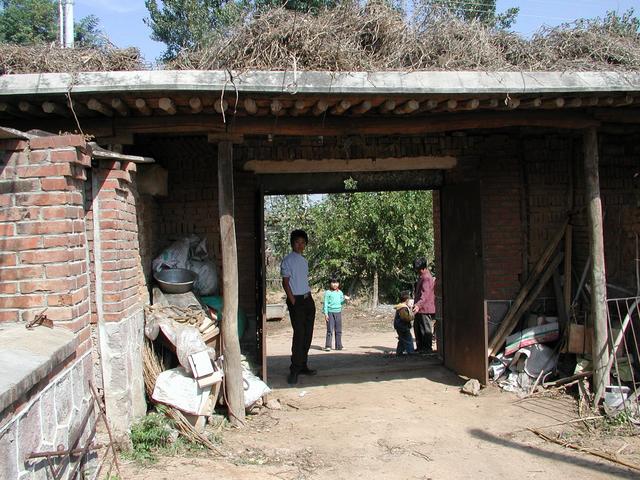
[583,128,609,405]
[217,140,245,427]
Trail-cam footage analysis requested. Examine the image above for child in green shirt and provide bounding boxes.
[323,277,350,351]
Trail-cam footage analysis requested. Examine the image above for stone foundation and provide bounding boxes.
[0,352,95,480]
[98,309,146,439]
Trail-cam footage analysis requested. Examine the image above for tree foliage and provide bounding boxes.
[419,0,519,29]
[0,0,105,47]
[266,190,434,302]
[144,0,246,60]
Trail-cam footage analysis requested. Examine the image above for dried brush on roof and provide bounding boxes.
[0,44,144,75]
[169,3,640,72]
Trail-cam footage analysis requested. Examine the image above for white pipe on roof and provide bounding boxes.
[63,0,74,48]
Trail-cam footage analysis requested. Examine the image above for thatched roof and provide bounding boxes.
[0,4,639,75]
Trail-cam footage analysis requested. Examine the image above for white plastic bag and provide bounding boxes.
[242,369,271,408]
[152,238,191,272]
[176,326,209,375]
[152,367,210,415]
[189,258,219,295]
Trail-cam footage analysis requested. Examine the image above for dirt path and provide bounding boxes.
[121,304,638,480]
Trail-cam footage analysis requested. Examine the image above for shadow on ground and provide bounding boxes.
[267,346,461,389]
[469,429,638,479]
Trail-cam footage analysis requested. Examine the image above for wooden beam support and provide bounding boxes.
[584,127,609,406]
[290,99,309,116]
[243,98,258,115]
[445,99,458,111]
[394,100,419,115]
[19,101,45,116]
[461,99,480,111]
[312,100,329,116]
[330,100,351,115]
[87,98,113,117]
[217,140,245,428]
[110,98,130,116]
[244,155,457,174]
[41,101,69,117]
[522,98,542,108]
[505,97,520,110]
[480,98,499,109]
[0,102,24,117]
[270,99,283,115]
[3,110,600,138]
[421,99,439,111]
[567,98,582,108]
[379,100,396,114]
[585,97,600,107]
[158,97,177,115]
[352,100,372,115]
[541,97,565,109]
[134,98,152,116]
[189,97,203,114]
[613,95,634,107]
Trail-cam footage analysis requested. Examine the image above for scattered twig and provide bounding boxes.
[411,450,433,462]
[529,428,640,472]
[513,415,603,433]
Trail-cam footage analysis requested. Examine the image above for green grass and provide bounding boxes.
[124,408,208,464]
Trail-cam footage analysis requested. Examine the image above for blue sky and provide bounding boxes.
[74,0,640,63]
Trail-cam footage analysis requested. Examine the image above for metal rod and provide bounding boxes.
[28,444,104,459]
[89,381,122,477]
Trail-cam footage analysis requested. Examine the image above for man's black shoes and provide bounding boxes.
[287,371,298,384]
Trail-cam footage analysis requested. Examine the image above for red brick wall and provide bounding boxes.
[478,135,524,300]
[93,159,148,322]
[0,135,92,355]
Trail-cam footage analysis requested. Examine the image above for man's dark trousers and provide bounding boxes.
[414,313,433,352]
[287,294,316,373]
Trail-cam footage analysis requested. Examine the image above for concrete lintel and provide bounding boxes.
[0,70,639,97]
[0,323,78,412]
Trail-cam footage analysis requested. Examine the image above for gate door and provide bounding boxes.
[441,182,488,383]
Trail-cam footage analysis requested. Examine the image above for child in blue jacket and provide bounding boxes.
[323,277,349,351]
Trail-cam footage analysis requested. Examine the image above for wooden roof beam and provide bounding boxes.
[135,98,152,116]
[189,97,203,114]
[242,98,257,115]
[41,101,69,117]
[111,98,130,116]
[87,98,113,117]
[158,97,177,115]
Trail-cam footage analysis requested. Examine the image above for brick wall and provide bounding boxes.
[0,135,92,350]
[0,134,97,480]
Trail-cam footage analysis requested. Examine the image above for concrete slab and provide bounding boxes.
[0,70,639,97]
[0,323,77,412]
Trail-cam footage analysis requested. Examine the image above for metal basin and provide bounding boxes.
[154,268,197,294]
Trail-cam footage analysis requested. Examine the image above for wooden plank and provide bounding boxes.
[218,140,245,427]
[1,111,600,138]
[488,219,569,356]
[244,156,457,174]
[584,127,609,405]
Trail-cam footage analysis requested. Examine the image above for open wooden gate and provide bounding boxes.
[441,182,488,384]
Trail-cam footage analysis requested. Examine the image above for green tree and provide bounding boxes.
[308,191,434,305]
[0,0,106,47]
[144,0,247,60]
[420,0,519,29]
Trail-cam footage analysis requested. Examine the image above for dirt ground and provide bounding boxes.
[121,301,640,480]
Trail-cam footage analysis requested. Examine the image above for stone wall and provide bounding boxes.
[0,352,94,480]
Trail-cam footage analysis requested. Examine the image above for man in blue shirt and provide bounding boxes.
[281,229,317,385]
